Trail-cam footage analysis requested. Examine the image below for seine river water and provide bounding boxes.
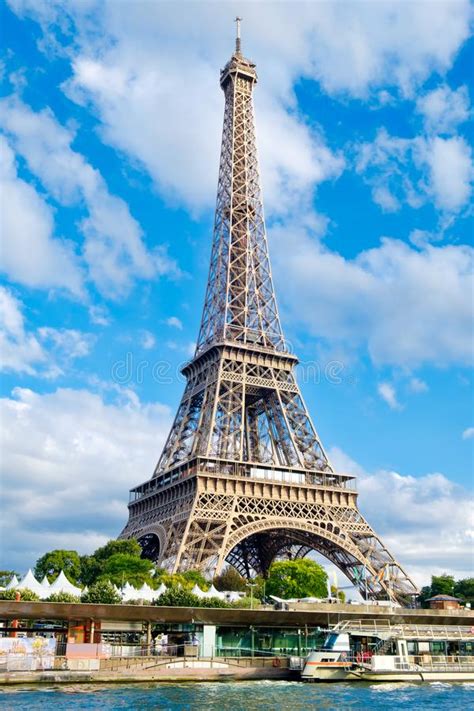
[1,681,473,710]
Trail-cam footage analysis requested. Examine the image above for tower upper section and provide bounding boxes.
[195,32,286,356]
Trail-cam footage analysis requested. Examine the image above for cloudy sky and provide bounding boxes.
[0,0,473,587]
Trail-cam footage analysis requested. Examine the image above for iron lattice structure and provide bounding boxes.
[120,31,418,602]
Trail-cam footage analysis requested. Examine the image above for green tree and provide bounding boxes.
[180,570,210,590]
[229,596,256,609]
[47,592,81,603]
[80,539,143,585]
[81,580,121,604]
[266,559,328,599]
[0,571,19,587]
[34,550,82,584]
[93,539,142,561]
[79,555,101,586]
[154,587,202,607]
[418,575,463,607]
[331,585,346,603]
[154,586,229,608]
[214,566,247,592]
[0,588,39,601]
[454,578,474,606]
[430,574,455,597]
[98,553,154,588]
[418,584,432,606]
[155,570,209,591]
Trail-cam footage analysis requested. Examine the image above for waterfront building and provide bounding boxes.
[1,599,473,662]
[426,594,462,610]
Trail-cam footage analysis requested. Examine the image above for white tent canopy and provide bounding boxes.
[48,570,82,596]
[191,584,208,599]
[120,581,167,602]
[40,576,50,589]
[154,582,167,598]
[137,583,156,602]
[5,575,19,590]
[121,583,137,602]
[205,584,225,600]
[16,569,46,597]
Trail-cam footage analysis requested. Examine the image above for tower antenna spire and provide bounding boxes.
[235,16,242,54]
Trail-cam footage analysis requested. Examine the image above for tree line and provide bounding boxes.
[419,574,474,607]
[0,540,330,605]
[2,541,470,607]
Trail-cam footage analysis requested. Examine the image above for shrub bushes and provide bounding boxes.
[154,587,230,608]
[81,580,121,604]
[46,592,81,603]
[0,588,40,601]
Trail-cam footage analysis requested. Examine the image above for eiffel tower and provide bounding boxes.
[121,21,418,602]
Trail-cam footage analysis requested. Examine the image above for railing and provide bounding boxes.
[333,619,474,640]
[130,457,356,502]
[409,654,474,672]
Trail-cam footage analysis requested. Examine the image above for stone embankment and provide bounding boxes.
[0,657,293,685]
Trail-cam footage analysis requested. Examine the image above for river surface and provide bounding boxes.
[1,680,473,709]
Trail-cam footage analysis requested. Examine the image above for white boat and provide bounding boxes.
[300,620,474,682]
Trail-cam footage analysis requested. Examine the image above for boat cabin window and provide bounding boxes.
[323,634,339,649]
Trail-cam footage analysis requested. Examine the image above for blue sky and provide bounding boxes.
[0,1,473,584]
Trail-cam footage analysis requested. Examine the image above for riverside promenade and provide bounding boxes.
[1,600,473,685]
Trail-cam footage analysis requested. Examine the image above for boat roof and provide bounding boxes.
[331,619,474,641]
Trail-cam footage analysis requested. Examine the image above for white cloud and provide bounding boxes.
[0,286,93,376]
[378,382,402,411]
[330,447,474,585]
[462,427,474,441]
[371,185,400,212]
[10,1,468,216]
[165,316,183,331]
[140,330,156,350]
[4,1,470,233]
[38,327,95,361]
[185,341,196,357]
[271,222,473,369]
[416,84,470,134]
[88,304,110,326]
[355,129,473,215]
[0,386,172,571]
[65,50,343,217]
[14,1,471,97]
[424,135,473,212]
[0,96,178,298]
[0,286,46,374]
[1,382,470,586]
[0,135,83,294]
[408,377,428,394]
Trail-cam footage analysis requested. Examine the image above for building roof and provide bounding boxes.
[426,594,461,602]
[1,600,473,628]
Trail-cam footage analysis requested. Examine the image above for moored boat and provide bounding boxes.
[300,620,474,682]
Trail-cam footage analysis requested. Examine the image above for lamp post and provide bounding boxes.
[247,582,257,610]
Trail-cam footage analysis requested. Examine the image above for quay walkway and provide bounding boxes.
[1,601,473,685]
[1,600,473,627]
